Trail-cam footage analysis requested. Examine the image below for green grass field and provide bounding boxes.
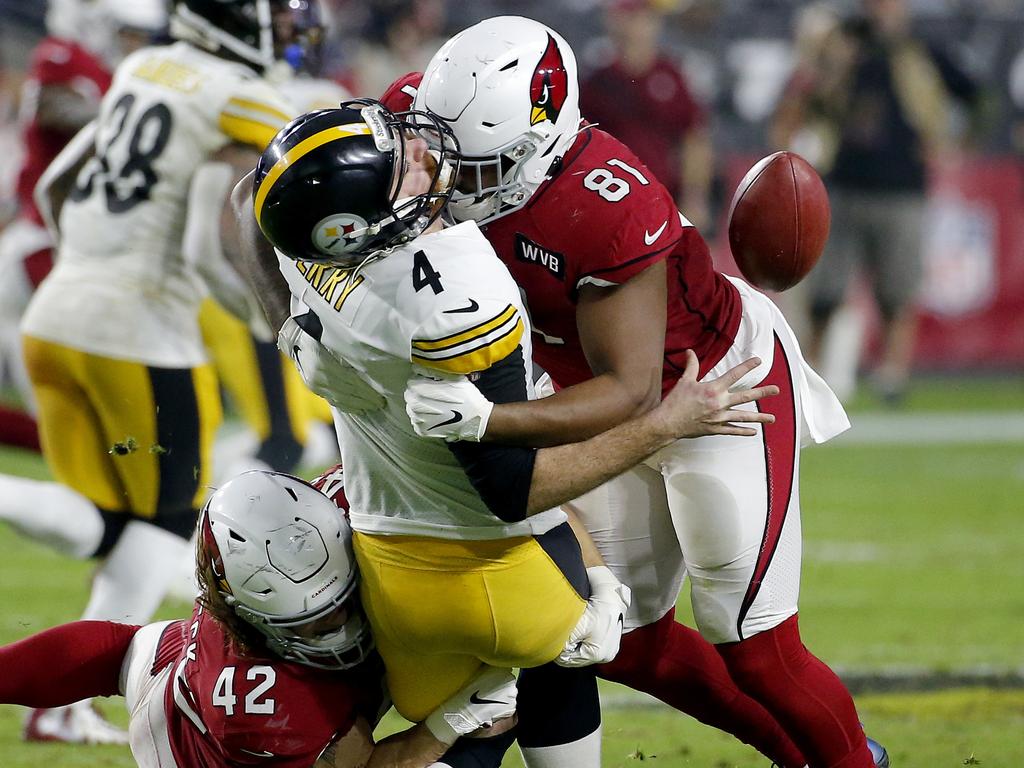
[1,376,1022,766]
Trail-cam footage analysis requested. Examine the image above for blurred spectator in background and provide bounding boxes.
[0,0,165,453]
[351,0,447,98]
[0,0,113,452]
[581,0,713,230]
[773,0,978,405]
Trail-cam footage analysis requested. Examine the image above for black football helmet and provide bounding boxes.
[170,0,317,71]
[252,99,460,267]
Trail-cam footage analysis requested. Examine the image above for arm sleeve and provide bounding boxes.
[0,621,141,707]
[445,344,538,523]
[218,78,296,150]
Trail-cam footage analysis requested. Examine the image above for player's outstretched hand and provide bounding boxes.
[657,350,779,439]
[278,317,386,414]
[556,566,631,668]
[424,666,518,746]
[405,368,494,442]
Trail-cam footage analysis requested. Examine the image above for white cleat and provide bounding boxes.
[23,701,129,745]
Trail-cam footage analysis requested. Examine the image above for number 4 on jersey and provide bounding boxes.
[412,250,444,294]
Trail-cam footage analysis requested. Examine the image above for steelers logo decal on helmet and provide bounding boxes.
[313,213,369,257]
[529,34,569,126]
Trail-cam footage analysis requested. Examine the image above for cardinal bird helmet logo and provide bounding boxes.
[529,34,568,126]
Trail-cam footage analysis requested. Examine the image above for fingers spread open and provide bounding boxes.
[710,424,759,437]
[713,409,776,424]
[718,356,761,389]
[728,384,779,406]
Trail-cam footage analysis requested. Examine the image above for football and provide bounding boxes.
[726,150,830,292]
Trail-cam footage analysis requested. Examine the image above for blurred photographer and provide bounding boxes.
[773,0,978,405]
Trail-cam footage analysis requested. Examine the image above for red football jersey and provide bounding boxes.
[580,57,705,201]
[155,606,383,768]
[482,128,741,394]
[15,37,111,224]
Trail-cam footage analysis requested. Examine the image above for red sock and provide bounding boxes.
[598,609,806,768]
[717,614,874,768]
[0,621,140,706]
[0,404,40,452]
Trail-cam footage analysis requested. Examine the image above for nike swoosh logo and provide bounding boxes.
[443,299,480,314]
[470,691,511,706]
[432,410,462,429]
[644,221,668,246]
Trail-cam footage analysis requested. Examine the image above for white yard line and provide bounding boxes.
[833,412,1024,445]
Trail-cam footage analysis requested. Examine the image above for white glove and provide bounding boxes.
[556,566,631,668]
[277,316,386,415]
[424,666,517,746]
[404,369,494,442]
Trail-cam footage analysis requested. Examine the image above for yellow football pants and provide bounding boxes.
[199,300,331,465]
[23,335,221,518]
[353,529,587,722]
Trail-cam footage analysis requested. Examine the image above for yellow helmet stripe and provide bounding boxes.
[253,122,372,228]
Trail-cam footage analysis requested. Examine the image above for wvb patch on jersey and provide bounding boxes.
[411,304,524,374]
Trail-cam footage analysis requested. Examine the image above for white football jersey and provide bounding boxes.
[23,42,295,367]
[278,222,566,540]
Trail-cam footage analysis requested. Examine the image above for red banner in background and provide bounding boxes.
[715,155,1024,371]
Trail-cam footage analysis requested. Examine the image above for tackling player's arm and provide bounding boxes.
[420,335,776,519]
[526,350,778,514]
[483,261,669,446]
[314,669,517,768]
[314,719,447,768]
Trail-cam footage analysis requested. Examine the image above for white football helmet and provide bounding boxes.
[198,470,373,670]
[415,16,582,225]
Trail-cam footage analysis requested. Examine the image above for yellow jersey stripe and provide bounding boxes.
[218,113,282,151]
[412,319,524,374]
[411,305,518,352]
[253,122,372,227]
[224,96,293,126]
